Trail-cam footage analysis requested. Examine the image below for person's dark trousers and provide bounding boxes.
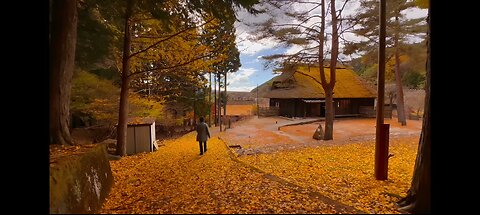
[199,141,207,155]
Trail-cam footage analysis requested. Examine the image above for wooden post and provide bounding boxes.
[375,0,389,180]
[375,123,389,180]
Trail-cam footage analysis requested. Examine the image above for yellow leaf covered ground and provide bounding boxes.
[225,104,254,116]
[238,136,419,214]
[99,132,353,214]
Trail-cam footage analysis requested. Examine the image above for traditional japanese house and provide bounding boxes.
[253,65,378,118]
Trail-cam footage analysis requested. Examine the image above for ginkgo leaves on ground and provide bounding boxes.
[99,131,418,214]
[100,132,341,214]
[239,137,418,214]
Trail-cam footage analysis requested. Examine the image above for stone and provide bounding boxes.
[50,143,113,214]
[313,125,324,140]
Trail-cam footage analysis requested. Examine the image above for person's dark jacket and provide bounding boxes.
[196,122,210,142]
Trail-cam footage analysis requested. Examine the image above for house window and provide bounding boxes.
[275,102,279,107]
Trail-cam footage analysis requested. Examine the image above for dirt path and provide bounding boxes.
[222,117,422,155]
[99,132,359,214]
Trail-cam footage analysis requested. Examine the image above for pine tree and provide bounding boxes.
[344,0,427,125]
[254,0,351,140]
[50,0,78,145]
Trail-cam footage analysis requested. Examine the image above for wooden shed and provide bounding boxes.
[126,117,157,155]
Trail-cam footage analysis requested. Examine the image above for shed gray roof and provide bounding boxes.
[127,117,156,126]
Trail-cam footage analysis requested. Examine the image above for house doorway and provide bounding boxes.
[306,103,321,117]
[320,103,325,117]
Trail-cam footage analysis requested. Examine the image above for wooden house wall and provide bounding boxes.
[271,98,375,118]
[335,99,351,115]
[278,99,296,117]
[294,99,306,117]
[335,98,375,115]
[304,102,321,117]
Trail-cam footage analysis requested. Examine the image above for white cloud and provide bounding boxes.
[231,2,428,91]
[236,36,278,55]
[234,2,297,56]
[284,44,305,55]
[227,68,256,92]
[236,0,427,56]
[229,68,255,83]
[403,7,428,19]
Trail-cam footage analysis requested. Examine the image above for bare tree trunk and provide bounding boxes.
[394,15,407,126]
[375,0,387,180]
[323,0,338,140]
[224,72,227,116]
[214,72,217,127]
[193,96,196,125]
[116,0,134,156]
[50,0,78,145]
[397,8,430,213]
[208,71,212,126]
[224,71,227,131]
[324,87,334,140]
[315,0,327,140]
[218,73,222,131]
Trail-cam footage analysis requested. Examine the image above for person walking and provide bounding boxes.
[196,116,210,155]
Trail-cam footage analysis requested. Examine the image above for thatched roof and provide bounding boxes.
[252,66,376,99]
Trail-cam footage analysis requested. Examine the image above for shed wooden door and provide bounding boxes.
[126,126,136,155]
[135,125,152,153]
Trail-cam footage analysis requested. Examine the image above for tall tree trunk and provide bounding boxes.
[375,0,387,180]
[324,87,334,140]
[214,73,217,126]
[218,73,222,131]
[224,71,227,129]
[324,0,338,140]
[208,71,212,126]
[193,96,196,125]
[224,72,227,116]
[50,0,78,145]
[394,15,407,126]
[397,7,430,213]
[315,0,327,139]
[116,0,134,156]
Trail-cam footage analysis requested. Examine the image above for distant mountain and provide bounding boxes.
[226,91,256,105]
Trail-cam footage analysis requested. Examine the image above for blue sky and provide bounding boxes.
[227,2,428,92]
[227,47,286,92]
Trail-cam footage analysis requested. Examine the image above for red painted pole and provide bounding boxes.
[375,0,389,180]
[375,123,390,180]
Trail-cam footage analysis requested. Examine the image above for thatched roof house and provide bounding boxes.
[252,65,378,117]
